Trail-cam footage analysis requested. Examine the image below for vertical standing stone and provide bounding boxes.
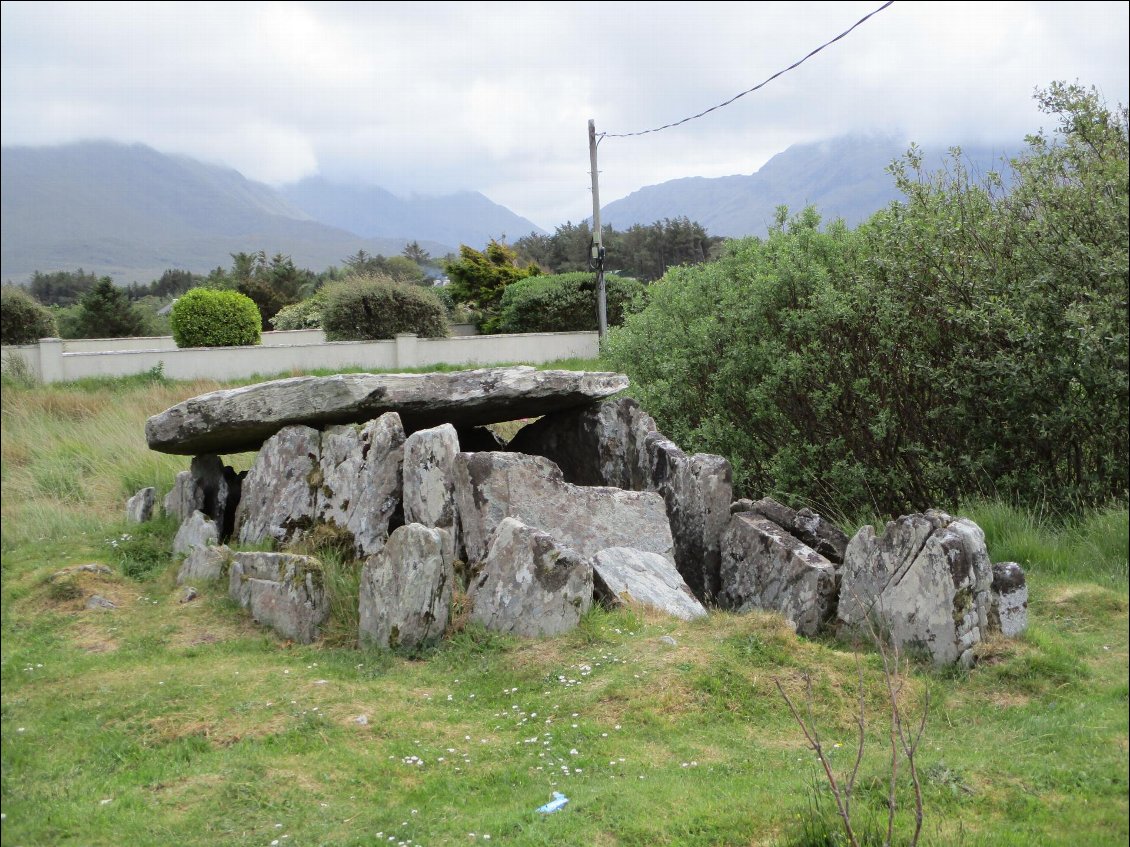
[402,423,461,563]
[234,425,321,546]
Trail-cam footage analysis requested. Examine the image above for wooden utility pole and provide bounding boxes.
[588,119,607,338]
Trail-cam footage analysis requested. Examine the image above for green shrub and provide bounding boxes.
[169,288,261,348]
[605,84,1128,519]
[495,272,645,333]
[321,274,448,341]
[1,286,57,344]
[270,290,327,330]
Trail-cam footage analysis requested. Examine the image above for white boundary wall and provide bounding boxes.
[1,330,599,384]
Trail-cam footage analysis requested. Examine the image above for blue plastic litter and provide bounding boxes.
[536,791,569,814]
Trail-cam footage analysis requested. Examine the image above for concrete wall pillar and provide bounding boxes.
[395,333,418,369]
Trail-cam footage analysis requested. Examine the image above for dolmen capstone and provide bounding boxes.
[148,366,1027,664]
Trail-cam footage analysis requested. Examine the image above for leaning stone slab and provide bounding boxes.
[173,510,219,555]
[718,514,837,637]
[750,497,849,565]
[592,547,707,621]
[177,544,232,585]
[233,425,320,547]
[358,524,453,650]
[468,517,593,637]
[403,424,461,563]
[453,451,674,566]
[315,413,405,557]
[988,562,1028,638]
[228,551,328,644]
[126,487,156,523]
[164,470,205,522]
[145,367,629,455]
[837,511,993,666]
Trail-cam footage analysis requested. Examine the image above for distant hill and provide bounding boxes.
[0,142,458,284]
[600,136,1016,237]
[279,178,546,248]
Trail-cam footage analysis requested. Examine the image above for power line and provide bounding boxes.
[601,1,895,140]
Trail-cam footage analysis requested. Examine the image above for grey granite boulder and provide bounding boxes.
[718,513,838,637]
[403,424,461,563]
[126,487,156,523]
[748,497,849,565]
[358,523,454,650]
[145,366,629,455]
[453,451,674,566]
[468,517,593,637]
[315,413,405,557]
[509,397,732,603]
[988,561,1028,638]
[177,544,232,585]
[837,511,994,666]
[173,510,219,555]
[592,547,707,621]
[228,551,328,643]
[233,425,321,547]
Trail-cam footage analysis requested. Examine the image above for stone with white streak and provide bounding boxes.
[358,524,453,650]
[468,517,593,637]
[718,513,837,636]
[126,487,156,523]
[837,510,994,666]
[988,561,1028,638]
[592,547,707,621]
[402,424,461,563]
[233,425,320,546]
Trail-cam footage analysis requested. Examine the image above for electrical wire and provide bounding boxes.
[600,1,895,140]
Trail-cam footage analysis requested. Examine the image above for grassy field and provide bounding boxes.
[1,364,1127,846]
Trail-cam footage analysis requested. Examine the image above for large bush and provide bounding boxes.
[270,290,327,330]
[321,275,448,341]
[605,84,1128,518]
[1,286,57,344]
[169,288,261,348]
[495,272,645,333]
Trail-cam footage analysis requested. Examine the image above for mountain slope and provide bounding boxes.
[600,136,1015,236]
[279,178,546,247]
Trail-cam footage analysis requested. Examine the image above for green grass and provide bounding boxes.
[2,368,1128,846]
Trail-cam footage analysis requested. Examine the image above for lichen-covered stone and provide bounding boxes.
[750,497,849,565]
[988,561,1028,638]
[358,524,453,650]
[592,547,707,621]
[468,517,593,637]
[173,510,219,555]
[146,366,629,455]
[403,424,461,563]
[177,544,232,585]
[316,413,405,557]
[227,551,328,644]
[126,486,156,523]
[718,513,837,636]
[164,470,204,522]
[453,451,674,566]
[233,425,320,546]
[837,510,993,666]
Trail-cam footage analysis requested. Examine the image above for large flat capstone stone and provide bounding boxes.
[145,367,629,455]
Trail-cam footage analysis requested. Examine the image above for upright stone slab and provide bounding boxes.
[177,544,232,584]
[145,367,629,455]
[164,470,205,522]
[468,517,593,637]
[358,524,453,650]
[988,561,1028,638]
[228,551,328,644]
[453,451,674,565]
[173,510,219,555]
[316,413,405,557]
[403,424,461,563]
[837,511,994,666]
[592,547,707,621]
[234,425,320,546]
[509,397,732,602]
[126,487,156,523]
[718,513,838,636]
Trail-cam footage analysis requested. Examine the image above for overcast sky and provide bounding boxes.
[2,1,1127,229]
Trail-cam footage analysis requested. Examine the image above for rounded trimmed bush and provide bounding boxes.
[270,290,327,330]
[1,285,58,344]
[169,288,261,348]
[321,275,449,341]
[495,272,645,334]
